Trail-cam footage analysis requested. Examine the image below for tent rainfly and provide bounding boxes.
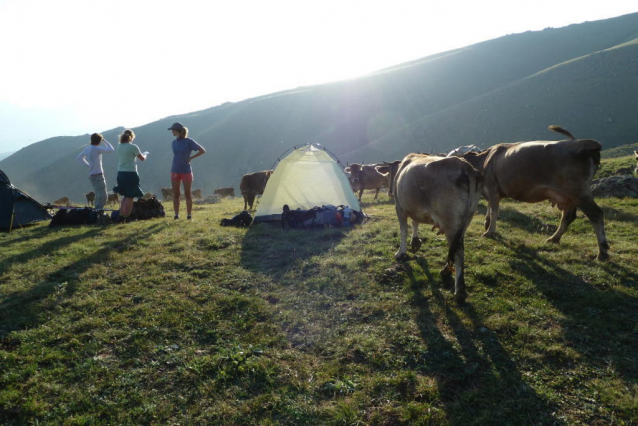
[0,169,51,231]
[252,144,361,225]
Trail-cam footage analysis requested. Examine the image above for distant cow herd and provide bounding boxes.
[49,127,636,303]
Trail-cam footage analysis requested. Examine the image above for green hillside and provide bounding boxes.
[1,12,638,203]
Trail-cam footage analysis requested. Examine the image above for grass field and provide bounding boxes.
[1,163,637,424]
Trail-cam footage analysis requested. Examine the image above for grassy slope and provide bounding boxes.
[1,174,637,423]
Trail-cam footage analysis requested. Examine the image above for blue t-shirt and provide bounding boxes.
[171,138,203,174]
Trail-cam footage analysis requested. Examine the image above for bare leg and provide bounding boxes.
[172,179,181,217]
[183,180,193,216]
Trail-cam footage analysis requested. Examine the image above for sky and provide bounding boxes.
[1,0,637,154]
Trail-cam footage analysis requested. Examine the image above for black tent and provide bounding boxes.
[0,169,51,230]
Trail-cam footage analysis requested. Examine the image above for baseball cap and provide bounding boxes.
[168,122,185,131]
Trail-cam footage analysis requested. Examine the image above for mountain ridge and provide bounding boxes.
[2,12,637,202]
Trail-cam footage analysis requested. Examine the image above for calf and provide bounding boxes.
[85,191,95,207]
[107,192,120,205]
[54,197,71,206]
[462,125,609,260]
[382,154,483,303]
[160,187,173,201]
[214,187,235,198]
[347,163,389,201]
[240,170,273,210]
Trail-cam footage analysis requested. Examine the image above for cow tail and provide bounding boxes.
[448,169,479,265]
[549,125,575,140]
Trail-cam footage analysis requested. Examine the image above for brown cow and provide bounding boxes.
[381,154,483,303]
[54,197,70,206]
[240,170,273,210]
[160,187,173,201]
[462,125,609,260]
[191,189,202,199]
[214,187,235,198]
[107,192,120,205]
[347,163,390,201]
[85,191,95,207]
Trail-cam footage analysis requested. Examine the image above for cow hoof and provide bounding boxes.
[596,251,610,261]
[394,252,408,261]
[410,238,422,253]
[481,231,495,238]
[545,236,560,244]
[454,291,468,304]
[440,265,452,278]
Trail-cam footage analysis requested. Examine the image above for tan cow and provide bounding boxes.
[142,192,155,200]
[347,163,390,201]
[54,197,70,206]
[191,189,202,199]
[635,150,638,175]
[462,125,609,260]
[240,170,273,210]
[160,187,173,201]
[214,187,235,198]
[107,192,120,205]
[381,154,483,303]
[85,191,95,207]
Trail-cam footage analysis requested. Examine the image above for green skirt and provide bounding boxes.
[113,171,144,198]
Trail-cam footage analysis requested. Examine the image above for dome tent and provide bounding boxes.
[0,169,51,231]
[252,144,361,225]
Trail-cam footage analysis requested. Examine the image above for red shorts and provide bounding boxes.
[171,172,193,183]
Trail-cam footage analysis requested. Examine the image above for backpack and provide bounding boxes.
[49,208,99,227]
[220,211,253,227]
[130,197,166,220]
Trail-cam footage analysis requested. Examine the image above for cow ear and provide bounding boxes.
[375,165,390,175]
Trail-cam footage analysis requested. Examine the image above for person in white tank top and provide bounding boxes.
[77,133,114,209]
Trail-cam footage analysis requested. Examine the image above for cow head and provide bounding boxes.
[461,150,489,172]
[347,163,363,190]
[375,161,401,197]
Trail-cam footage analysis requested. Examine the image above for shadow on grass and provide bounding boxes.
[239,223,351,278]
[402,257,561,425]
[0,222,167,340]
[500,240,638,385]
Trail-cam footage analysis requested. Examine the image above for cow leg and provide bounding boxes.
[410,220,422,253]
[482,194,500,237]
[444,229,467,303]
[547,206,577,244]
[373,188,380,200]
[394,207,409,259]
[578,196,610,261]
[358,188,364,202]
[242,195,248,211]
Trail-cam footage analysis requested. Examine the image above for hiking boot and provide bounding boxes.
[174,215,179,220]
[187,215,192,220]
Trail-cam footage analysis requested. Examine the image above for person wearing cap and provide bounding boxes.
[113,129,147,222]
[168,122,206,220]
[77,133,114,210]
